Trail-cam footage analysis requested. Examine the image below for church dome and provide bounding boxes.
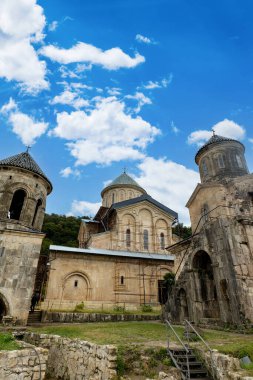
[101,172,146,207]
[0,151,52,192]
[195,133,248,183]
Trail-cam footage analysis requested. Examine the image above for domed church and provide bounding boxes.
[44,172,178,311]
[167,133,253,326]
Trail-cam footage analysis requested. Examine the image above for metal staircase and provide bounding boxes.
[165,320,215,380]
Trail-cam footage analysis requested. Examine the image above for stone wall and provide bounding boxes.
[24,332,117,380]
[0,346,48,380]
[41,310,160,323]
[198,349,253,380]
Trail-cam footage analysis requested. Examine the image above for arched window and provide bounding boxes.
[201,204,209,222]
[32,199,42,226]
[160,233,165,250]
[202,160,208,175]
[9,189,26,220]
[236,154,243,168]
[120,276,124,285]
[126,229,131,248]
[143,229,149,250]
[217,154,225,168]
[112,193,115,204]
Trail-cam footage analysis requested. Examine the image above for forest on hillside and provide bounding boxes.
[41,213,88,255]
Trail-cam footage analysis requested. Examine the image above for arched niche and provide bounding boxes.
[0,293,10,322]
[9,189,27,220]
[62,272,91,301]
[192,250,220,319]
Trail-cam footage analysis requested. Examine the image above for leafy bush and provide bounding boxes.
[141,304,153,312]
[74,302,85,312]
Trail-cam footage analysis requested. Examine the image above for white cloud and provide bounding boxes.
[68,200,101,217]
[1,98,48,145]
[51,97,160,166]
[48,20,58,32]
[135,156,200,224]
[50,90,89,109]
[107,87,121,96]
[125,92,152,113]
[60,166,81,178]
[0,97,17,114]
[0,0,48,93]
[135,34,156,44]
[170,121,180,134]
[141,75,173,90]
[40,41,145,70]
[188,119,246,146]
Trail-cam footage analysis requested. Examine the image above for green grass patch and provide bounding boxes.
[0,333,20,351]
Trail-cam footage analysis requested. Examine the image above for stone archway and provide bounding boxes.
[0,293,9,322]
[192,251,220,319]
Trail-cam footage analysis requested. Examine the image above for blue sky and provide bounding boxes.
[0,0,252,224]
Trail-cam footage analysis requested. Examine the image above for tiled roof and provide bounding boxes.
[50,244,174,261]
[111,194,178,219]
[195,134,243,163]
[0,152,52,189]
[102,172,146,194]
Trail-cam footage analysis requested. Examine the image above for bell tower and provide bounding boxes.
[0,151,52,324]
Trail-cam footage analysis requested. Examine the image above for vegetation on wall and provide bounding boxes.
[172,223,192,239]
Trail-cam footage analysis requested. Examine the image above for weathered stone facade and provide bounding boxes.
[0,346,48,380]
[0,152,52,324]
[43,247,173,310]
[167,135,253,325]
[24,332,117,380]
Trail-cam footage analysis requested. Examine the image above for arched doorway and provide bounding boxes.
[0,294,9,322]
[192,251,220,319]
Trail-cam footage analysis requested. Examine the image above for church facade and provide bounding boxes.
[0,151,52,324]
[167,134,253,326]
[43,173,177,311]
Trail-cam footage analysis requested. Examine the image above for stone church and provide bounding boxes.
[0,151,52,324]
[167,134,253,326]
[43,172,178,311]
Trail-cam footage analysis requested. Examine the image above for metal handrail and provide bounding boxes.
[184,319,215,379]
[165,320,190,380]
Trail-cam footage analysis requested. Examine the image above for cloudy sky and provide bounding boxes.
[0,0,253,224]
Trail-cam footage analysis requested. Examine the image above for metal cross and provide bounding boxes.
[26,146,31,153]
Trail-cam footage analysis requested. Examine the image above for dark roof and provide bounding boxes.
[0,151,52,190]
[195,134,244,163]
[102,172,146,195]
[111,194,178,219]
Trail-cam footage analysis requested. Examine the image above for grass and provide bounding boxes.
[29,322,253,375]
[49,308,159,316]
[0,332,21,351]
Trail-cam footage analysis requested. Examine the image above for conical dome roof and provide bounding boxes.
[101,172,146,196]
[195,134,244,163]
[0,151,52,190]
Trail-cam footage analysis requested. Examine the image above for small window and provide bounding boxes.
[126,229,131,248]
[160,233,165,250]
[217,154,225,168]
[236,154,243,168]
[74,280,78,287]
[143,229,149,250]
[112,193,115,204]
[120,276,124,285]
[202,160,208,175]
[202,204,209,222]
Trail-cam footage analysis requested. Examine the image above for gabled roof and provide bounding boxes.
[101,172,146,196]
[0,151,52,190]
[111,194,178,219]
[195,134,244,163]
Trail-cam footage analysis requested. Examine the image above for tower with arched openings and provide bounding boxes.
[167,133,253,326]
[0,151,52,324]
